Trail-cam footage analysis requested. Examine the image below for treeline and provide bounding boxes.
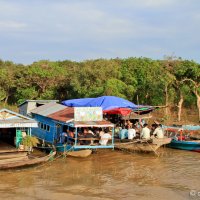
[0,57,199,121]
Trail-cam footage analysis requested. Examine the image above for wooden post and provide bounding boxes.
[179,129,183,141]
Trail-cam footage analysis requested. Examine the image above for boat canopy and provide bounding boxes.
[62,96,138,110]
[62,96,156,115]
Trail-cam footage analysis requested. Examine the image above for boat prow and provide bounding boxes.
[65,149,92,158]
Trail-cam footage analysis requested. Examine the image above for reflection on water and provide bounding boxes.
[0,148,200,200]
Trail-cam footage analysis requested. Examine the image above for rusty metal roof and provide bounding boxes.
[48,107,74,122]
[48,107,114,127]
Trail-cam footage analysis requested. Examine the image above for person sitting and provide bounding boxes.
[60,130,68,143]
[87,129,95,137]
[119,126,128,140]
[67,129,75,144]
[99,128,105,138]
[99,131,112,145]
[127,120,133,128]
[140,123,150,140]
[152,124,164,139]
[82,128,94,145]
[127,125,136,140]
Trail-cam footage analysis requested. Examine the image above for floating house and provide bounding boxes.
[30,103,114,153]
[18,100,59,117]
[0,108,38,152]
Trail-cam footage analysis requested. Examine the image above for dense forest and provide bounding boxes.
[0,57,199,122]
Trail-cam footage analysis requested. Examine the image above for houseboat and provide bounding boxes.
[0,109,55,170]
[0,108,38,152]
[30,102,114,155]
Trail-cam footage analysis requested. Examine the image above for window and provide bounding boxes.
[47,125,50,132]
[39,122,50,132]
[41,123,44,129]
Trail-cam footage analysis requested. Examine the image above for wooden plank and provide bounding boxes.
[78,138,100,141]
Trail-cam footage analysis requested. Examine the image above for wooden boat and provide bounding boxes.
[65,149,92,158]
[115,138,171,154]
[167,139,200,152]
[0,151,28,160]
[0,151,56,170]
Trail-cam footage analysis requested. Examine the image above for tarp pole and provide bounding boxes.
[75,127,78,146]
[112,127,114,148]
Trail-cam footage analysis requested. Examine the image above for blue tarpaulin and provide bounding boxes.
[62,96,138,110]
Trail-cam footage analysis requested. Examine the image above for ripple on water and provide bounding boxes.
[0,149,199,199]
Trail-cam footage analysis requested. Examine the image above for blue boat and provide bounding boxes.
[30,103,115,155]
[167,139,200,152]
[164,125,200,152]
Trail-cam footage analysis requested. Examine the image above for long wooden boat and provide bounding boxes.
[0,151,56,170]
[167,139,200,152]
[0,151,28,160]
[114,138,171,154]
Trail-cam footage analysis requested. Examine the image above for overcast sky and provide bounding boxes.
[0,0,200,64]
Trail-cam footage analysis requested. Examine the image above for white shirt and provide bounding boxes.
[99,133,111,145]
[140,127,150,139]
[128,128,136,139]
[153,127,164,138]
[99,131,105,137]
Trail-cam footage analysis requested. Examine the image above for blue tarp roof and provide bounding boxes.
[62,96,138,110]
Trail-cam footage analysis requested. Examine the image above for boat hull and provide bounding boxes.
[115,138,171,154]
[167,140,200,152]
[0,151,56,170]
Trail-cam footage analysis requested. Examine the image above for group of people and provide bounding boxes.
[140,123,164,139]
[60,120,164,146]
[61,127,112,146]
[118,120,164,140]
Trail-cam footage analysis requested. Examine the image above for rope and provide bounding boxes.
[144,140,160,157]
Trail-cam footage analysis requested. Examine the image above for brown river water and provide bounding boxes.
[0,148,200,200]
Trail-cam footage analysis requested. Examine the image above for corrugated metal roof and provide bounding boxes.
[31,102,66,116]
[0,109,38,128]
[0,108,35,120]
[0,119,37,123]
[18,99,59,107]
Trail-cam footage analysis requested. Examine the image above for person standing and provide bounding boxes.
[60,130,68,143]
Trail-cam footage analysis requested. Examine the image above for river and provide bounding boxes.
[0,148,200,200]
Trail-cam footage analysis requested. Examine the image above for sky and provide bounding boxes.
[0,0,200,64]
